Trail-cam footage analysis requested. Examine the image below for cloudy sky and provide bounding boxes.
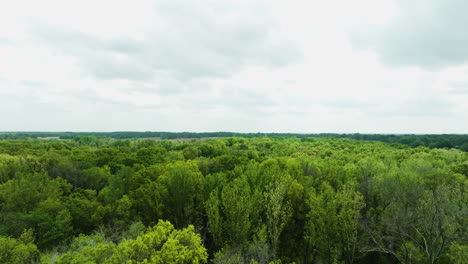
[1,0,467,133]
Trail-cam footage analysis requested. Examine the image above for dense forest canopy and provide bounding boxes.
[0,135,466,263]
[1,132,468,151]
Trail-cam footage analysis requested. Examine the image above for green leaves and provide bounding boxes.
[264,180,291,257]
[364,151,468,264]
[0,136,466,263]
[52,220,207,264]
[305,183,364,264]
[221,176,257,247]
[158,161,204,228]
[0,235,39,264]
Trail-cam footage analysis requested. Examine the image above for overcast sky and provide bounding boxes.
[1,0,467,133]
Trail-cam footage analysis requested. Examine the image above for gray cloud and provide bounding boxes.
[372,98,455,117]
[178,86,277,114]
[323,99,379,110]
[447,81,468,94]
[29,1,302,84]
[219,92,277,117]
[3,0,467,133]
[0,38,12,45]
[314,97,455,118]
[350,0,468,69]
[20,80,47,87]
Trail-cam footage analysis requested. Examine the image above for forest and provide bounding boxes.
[0,136,466,263]
[1,132,468,152]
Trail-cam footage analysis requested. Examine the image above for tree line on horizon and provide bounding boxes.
[0,137,466,263]
[1,132,468,151]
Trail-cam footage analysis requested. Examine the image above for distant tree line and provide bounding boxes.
[1,132,468,151]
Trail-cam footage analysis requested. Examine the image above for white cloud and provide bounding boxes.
[0,0,467,133]
[350,0,468,68]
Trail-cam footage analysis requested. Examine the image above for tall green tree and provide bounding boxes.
[305,182,364,264]
[159,161,204,228]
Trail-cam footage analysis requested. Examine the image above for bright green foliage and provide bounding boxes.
[0,136,467,264]
[158,224,208,264]
[108,220,207,264]
[220,176,257,246]
[0,235,39,264]
[53,220,207,264]
[305,183,364,264]
[0,154,21,184]
[263,180,291,257]
[448,243,468,264]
